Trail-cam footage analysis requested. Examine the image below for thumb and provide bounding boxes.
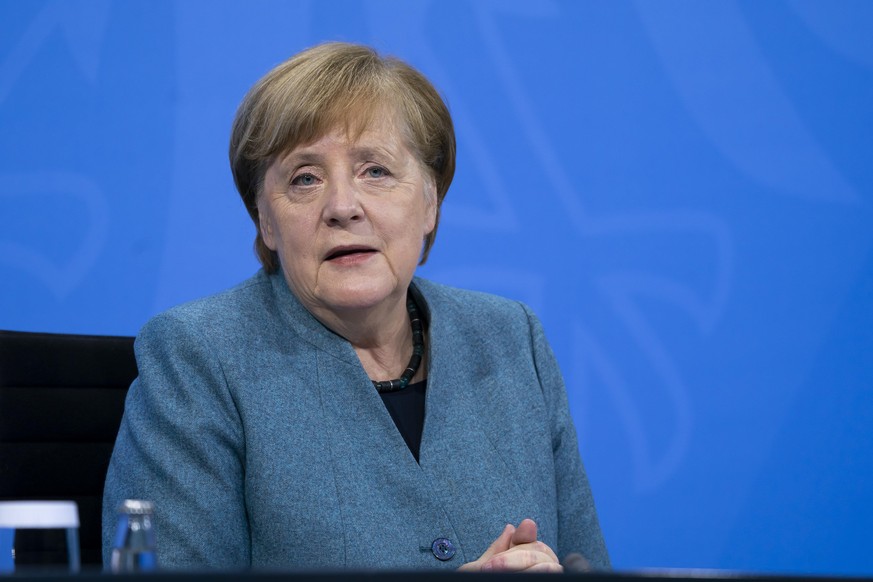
[510,518,538,547]
[480,523,515,560]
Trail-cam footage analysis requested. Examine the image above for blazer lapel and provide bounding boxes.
[414,283,538,561]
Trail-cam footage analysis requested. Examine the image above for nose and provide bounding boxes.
[322,176,363,226]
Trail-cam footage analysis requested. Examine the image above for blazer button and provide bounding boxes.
[431,538,456,561]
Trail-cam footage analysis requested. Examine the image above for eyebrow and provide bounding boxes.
[282,145,401,169]
[348,144,399,160]
[282,152,324,167]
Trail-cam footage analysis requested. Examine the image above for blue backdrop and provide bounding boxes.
[2,0,872,575]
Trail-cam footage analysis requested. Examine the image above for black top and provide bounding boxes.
[379,380,426,462]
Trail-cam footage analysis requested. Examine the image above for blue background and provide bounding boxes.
[2,0,872,575]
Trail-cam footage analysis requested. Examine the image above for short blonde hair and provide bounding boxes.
[229,42,456,273]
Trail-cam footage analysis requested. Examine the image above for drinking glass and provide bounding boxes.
[0,501,80,574]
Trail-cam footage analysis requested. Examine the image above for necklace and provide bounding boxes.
[372,296,424,393]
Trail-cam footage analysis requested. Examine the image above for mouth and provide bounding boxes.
[324,245,378,261]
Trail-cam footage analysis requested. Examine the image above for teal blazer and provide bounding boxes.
[103,270,609,570]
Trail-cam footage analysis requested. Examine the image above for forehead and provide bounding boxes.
[280,108,415,161]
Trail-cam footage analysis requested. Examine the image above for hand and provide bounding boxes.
[458,519,563,573]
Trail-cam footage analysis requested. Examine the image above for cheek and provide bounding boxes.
[260,201,312,259]
[291,217,331,267]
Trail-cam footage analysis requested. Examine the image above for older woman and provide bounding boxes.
[103,42,609,572]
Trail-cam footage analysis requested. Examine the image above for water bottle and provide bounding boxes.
[110,500,157,573]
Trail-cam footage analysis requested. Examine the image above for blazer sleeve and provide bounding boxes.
[102,312,250,569]
[521,303,611,570]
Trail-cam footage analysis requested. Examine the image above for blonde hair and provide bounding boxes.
[229,42,456,272]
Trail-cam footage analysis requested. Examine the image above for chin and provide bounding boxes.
[318,278,404,312]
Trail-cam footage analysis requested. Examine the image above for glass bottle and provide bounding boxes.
[110,499,156,573]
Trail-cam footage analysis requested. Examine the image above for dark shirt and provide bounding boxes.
[379,380,426,462]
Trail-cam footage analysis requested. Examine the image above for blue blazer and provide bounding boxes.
[103,270,609,570]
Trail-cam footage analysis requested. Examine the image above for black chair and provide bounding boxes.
[0,330,137,566]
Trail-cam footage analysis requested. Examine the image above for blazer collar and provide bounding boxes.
[264,270,435,370]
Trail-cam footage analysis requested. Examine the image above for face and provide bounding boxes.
[257,114,437,322]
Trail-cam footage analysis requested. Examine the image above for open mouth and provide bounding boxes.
[325,246,377,261]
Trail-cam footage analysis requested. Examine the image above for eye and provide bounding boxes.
[365,166,388,179]
[291,172,318,187]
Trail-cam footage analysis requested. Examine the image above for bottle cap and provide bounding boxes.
[117,500,154,515]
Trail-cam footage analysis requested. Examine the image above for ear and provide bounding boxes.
[257,197,277,251]
[423,177,438,235]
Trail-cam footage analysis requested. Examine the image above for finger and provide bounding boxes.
[510,518,538,547]
[457,524,516,572]
[508,520,560,565]
[481,523,515,560]
[482,546,560,572]
[509,540,560,564]
[522,561,564,574]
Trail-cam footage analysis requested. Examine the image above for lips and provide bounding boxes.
[324,245,377,261]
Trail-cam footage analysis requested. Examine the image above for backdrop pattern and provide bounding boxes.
[2,0,872,575]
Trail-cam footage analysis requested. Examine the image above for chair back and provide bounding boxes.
[0,330,137,567]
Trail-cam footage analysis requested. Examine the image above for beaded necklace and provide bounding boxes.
[372,296,424,393]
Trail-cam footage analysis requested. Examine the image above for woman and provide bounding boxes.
[103,42,609,572]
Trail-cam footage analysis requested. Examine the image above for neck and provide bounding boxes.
[310,291,420,382]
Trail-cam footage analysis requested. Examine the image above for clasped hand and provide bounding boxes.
[458,519,566,573]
